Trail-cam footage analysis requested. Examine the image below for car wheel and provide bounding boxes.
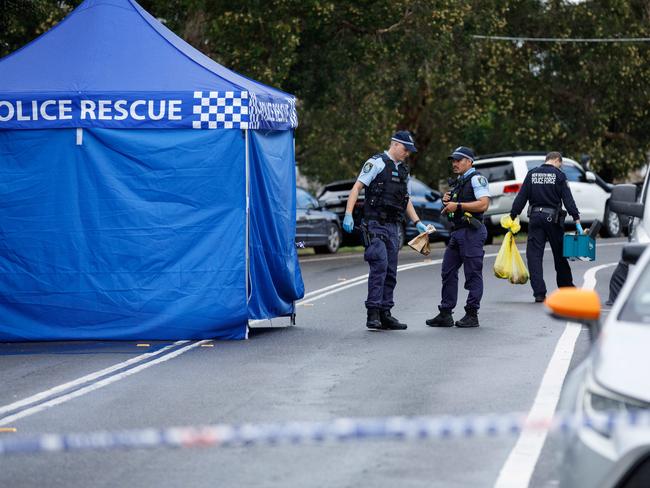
[314,223,342,254]
[600,205,622,238]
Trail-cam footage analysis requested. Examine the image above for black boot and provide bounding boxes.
[380,310,407,330]
[366,309,384,330]
[455,307,479,328]
[426,309,454,327]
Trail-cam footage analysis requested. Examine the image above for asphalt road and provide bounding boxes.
[0,238,626,488]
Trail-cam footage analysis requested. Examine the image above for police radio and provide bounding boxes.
[446,177,460,220]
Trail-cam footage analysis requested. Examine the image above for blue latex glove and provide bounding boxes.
[576,222,584,235]
[416,221,428,234]
[343,213,354,233]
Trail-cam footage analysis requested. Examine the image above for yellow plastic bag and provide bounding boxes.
[500,215,521,234]
[494,232,514,279]
[509,239,529,284]
[493,231,529,284]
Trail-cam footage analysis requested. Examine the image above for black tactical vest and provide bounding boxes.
[450,171,484,228]
[364,154,410,223]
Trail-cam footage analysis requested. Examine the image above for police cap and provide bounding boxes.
[448,146,475,162]
[391,131,417,153]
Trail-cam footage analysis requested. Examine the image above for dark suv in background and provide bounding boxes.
[317,177,452,247]
[296,187,343,254]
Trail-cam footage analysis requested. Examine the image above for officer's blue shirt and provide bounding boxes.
[357,151,411,193]
[462,167,491,199]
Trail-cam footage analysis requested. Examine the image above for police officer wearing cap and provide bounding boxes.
[508,151,581,302]
[343,131,427,330]
[427,146,490,328]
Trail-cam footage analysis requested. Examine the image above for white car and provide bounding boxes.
[546,245,650,487]
[472,152,622,239]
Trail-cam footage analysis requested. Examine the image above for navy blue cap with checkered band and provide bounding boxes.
[391,131,417,153]
[448,146,475,162]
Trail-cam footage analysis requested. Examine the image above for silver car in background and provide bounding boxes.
[547,245,650,487]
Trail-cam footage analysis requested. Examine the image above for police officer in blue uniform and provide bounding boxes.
[508,151,582,302]
[427,146,490,328]
[343,131,428,330]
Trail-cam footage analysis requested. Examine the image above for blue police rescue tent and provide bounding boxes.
[0,0,304,341]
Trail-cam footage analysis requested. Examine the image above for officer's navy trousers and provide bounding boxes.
[526,214,574,297]
[440,225,487,311]
[364,220,399,310]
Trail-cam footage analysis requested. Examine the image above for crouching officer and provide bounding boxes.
[427,146,490,328]
[343,131,427,330]
[507,151,581,302]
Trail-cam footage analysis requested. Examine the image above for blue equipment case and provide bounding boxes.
[563,233,596,261]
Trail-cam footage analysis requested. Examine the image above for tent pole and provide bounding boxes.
[245,129,250,304]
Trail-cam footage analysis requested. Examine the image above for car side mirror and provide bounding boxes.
[609,184,644,218]
[545,287,602,341]
[622,243,647,265]
[585,171,596,183]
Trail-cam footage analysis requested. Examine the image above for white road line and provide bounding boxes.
[0,341,188,418]
[298,254,500,305]
[300,238,624,300]
[299,254,366,263]
[299,259,447,304]
[493,262,617,488]
[0,340,209,427]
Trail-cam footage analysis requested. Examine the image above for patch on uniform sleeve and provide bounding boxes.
[362,162,374,173]
[477,176,488,187]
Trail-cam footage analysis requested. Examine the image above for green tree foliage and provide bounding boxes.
[0,1,78,57]
[2,0,649,185]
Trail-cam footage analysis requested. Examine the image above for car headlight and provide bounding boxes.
[582,379,648,438]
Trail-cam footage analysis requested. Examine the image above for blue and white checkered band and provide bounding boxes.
[192,91,250,129]
[248,93,298,130]
[287,97,298,128]
[248,93,260,130]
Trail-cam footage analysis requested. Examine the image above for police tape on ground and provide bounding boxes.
[1,410,649,456]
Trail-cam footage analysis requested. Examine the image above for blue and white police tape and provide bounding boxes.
[1,411,649,456]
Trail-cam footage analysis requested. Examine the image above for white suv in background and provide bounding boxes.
[472,152,622,240]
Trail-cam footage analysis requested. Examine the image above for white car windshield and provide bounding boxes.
[475,161,515,182]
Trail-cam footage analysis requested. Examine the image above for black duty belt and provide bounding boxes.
[367,216,401,224]
[529,206,558,216]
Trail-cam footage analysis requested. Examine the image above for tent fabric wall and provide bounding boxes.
[0,128,248,341]
[0,0,304,341]
[247,130,304,320]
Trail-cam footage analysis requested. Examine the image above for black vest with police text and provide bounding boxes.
[364,154,410,222]
[450,171,484,228]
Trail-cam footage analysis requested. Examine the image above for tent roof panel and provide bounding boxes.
[0,0,289,97]
[0,0,297,130]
